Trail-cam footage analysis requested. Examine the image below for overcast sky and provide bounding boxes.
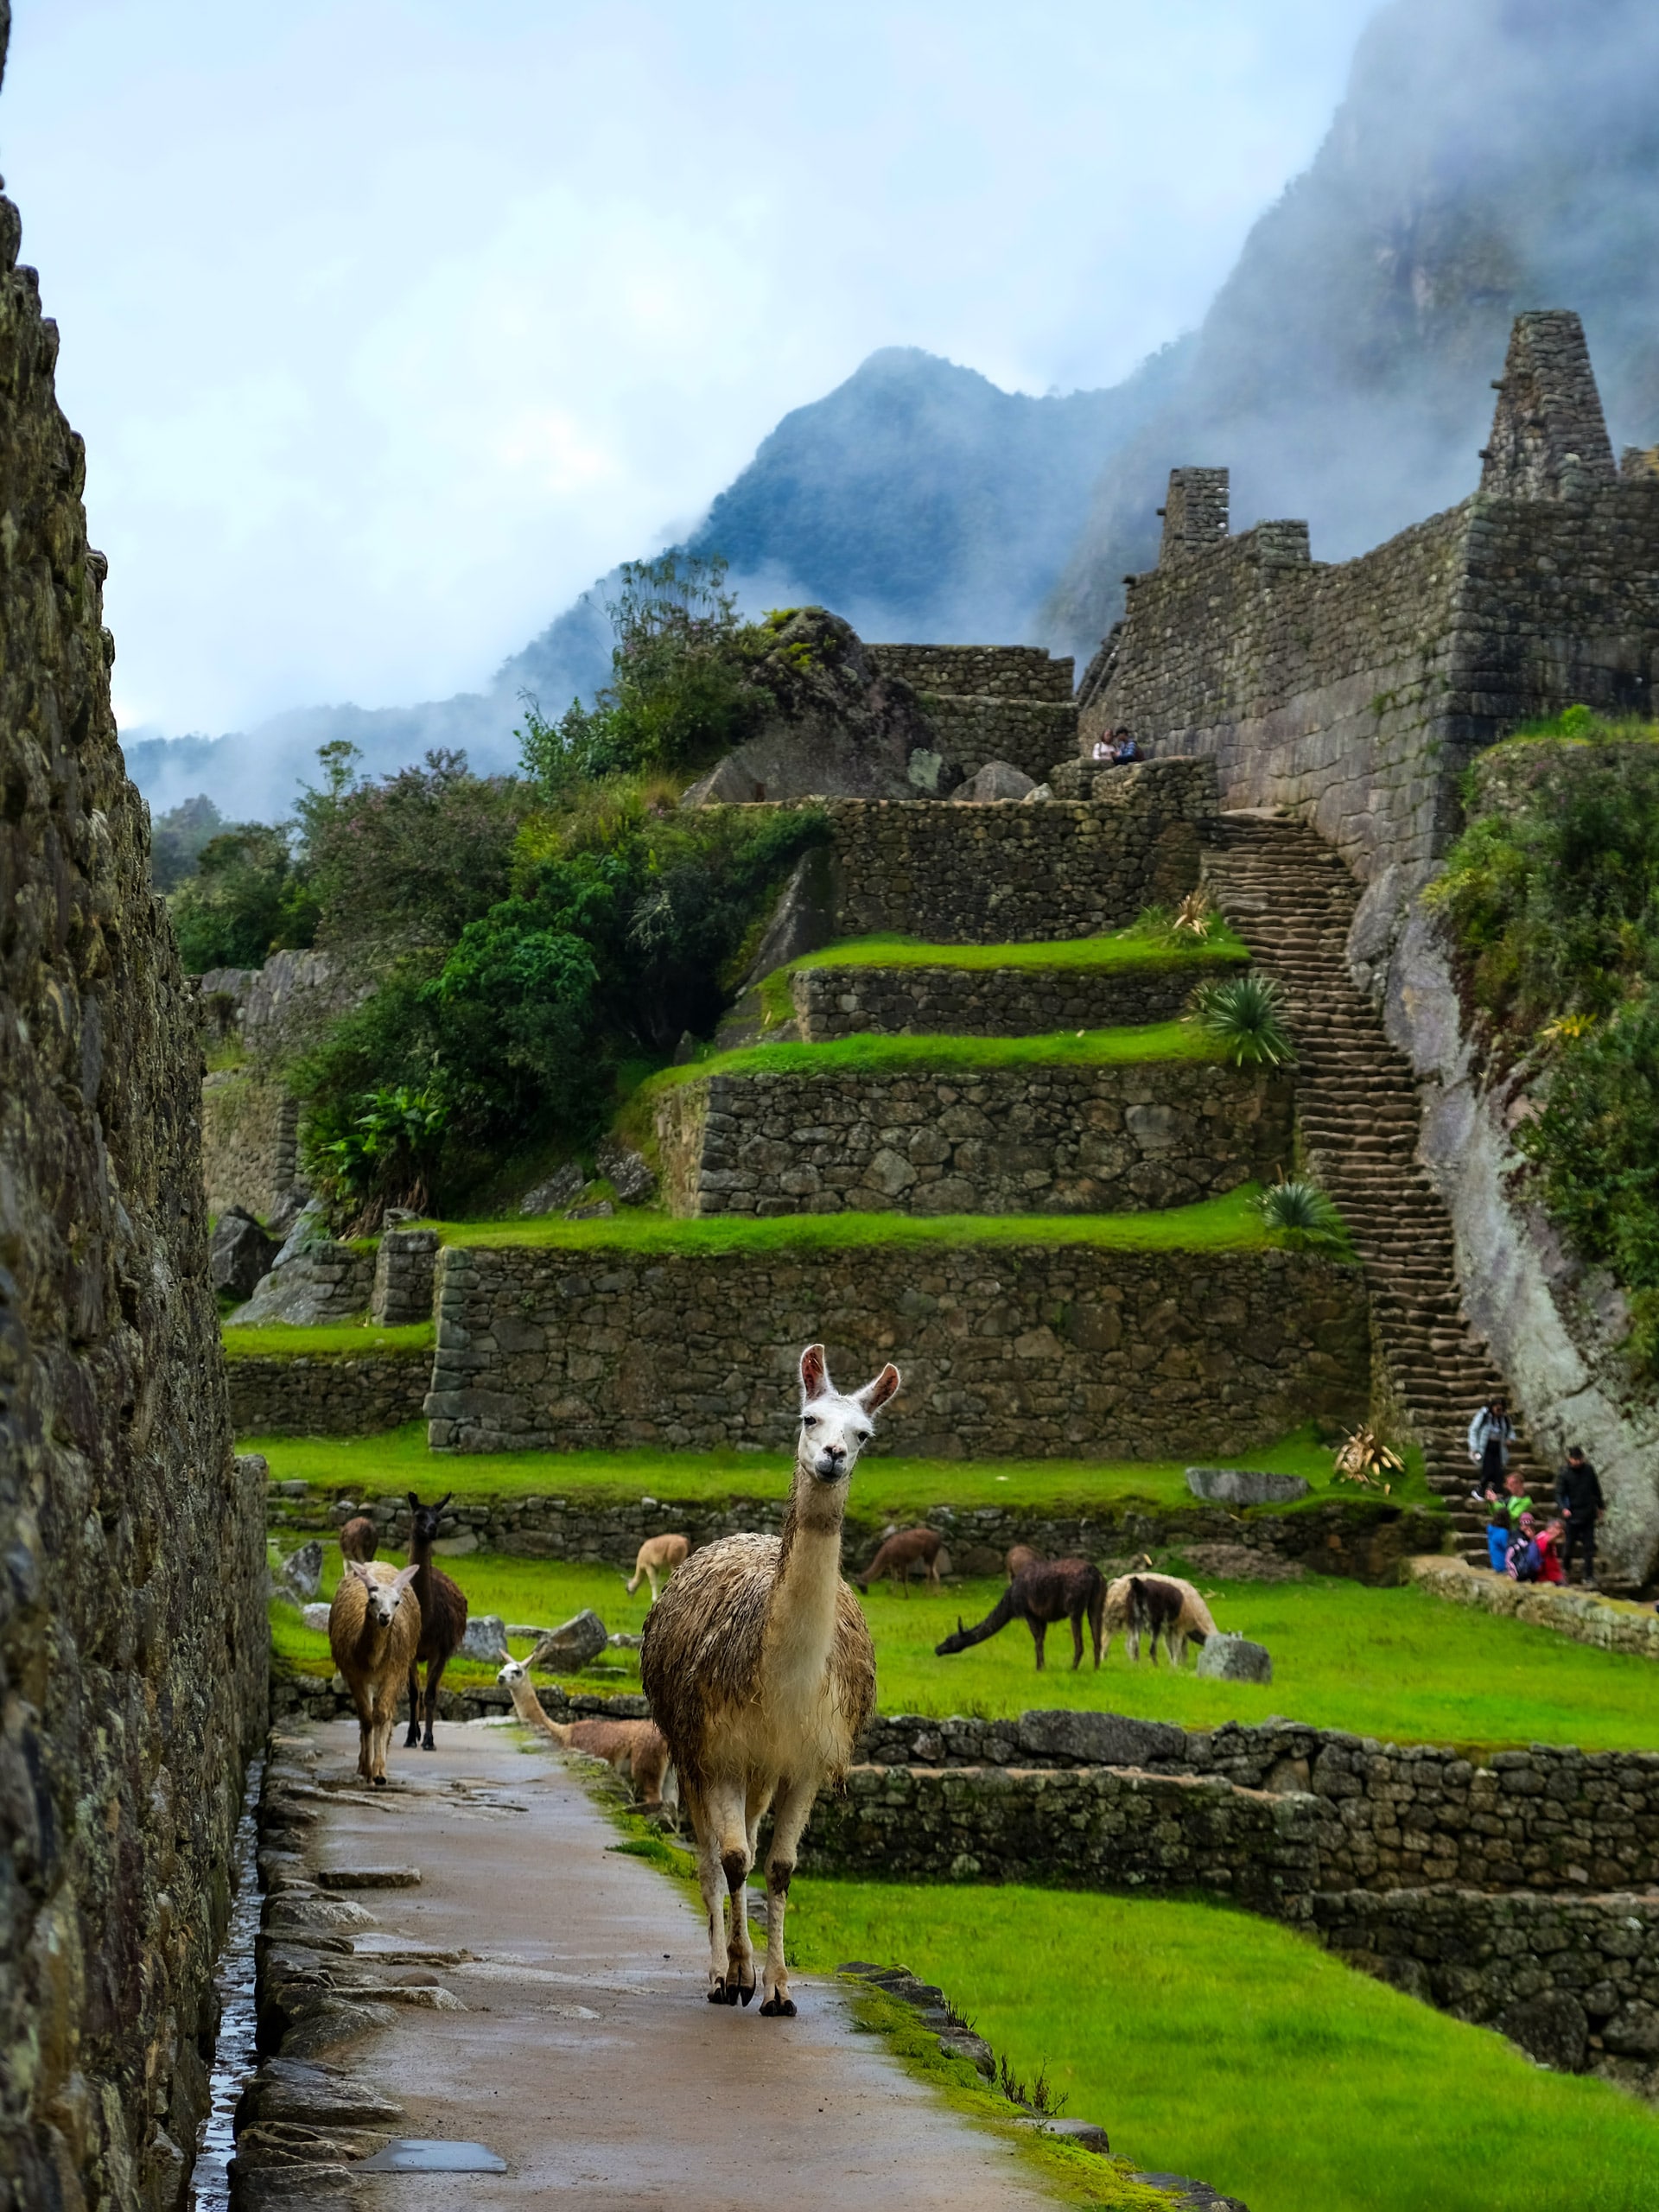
[5,0,1376,736]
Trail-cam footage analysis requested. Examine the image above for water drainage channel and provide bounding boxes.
[188,1753,264,2212]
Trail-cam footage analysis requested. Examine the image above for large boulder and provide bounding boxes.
[460,1613,508,1663]
[232,1240,373,1325]
[1014,1710,1185,1766]
[529,1609,608,1672]
[953,760,1035,803]
[595,1140,657,1205]
[281,1541,325,1602]
[519,1161,586,1217]
[1185,1467,1312,1507]
[1497,1991,1588,2073]
[680,608,937,804]
[1195,1634,1274,1684]
[211,1207,278,1300]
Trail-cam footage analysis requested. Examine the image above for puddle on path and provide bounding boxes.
[188,1753,264,2212]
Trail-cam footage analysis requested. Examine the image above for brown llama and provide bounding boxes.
[935,1556,1104,1671]
[339,1515,378,1564]
[855,1525,949,1596]
[328,1561,421,1784]
[495,1654,676,1815]
[403,1492,469,1750]
[641,1344,899,2017]
[1103,1565,1217,1667]
[626,1532,690,1604]
[1005,1542,1043,1580]
[1127,1575,1185,1666]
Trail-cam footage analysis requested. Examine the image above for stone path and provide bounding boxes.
[247,1719,1067,2209]
[1205,812,1548,1560]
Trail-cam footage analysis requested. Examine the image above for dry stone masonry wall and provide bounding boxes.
[655,1063,1292,1218]
[790,956,1237,1039]
[424,1240,1369,1457]
[201,1071,298,1220]
[868,645,1075,700]
[227,1350,430,1439]
[0,103,268,2212]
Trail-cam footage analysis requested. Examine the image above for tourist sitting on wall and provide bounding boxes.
[1554,1445,1605,1591]
[1091,735,1112,761]
[1535,1516,1567,1585]
[1507,1513,1545,1583]
[1113,729,1142,762]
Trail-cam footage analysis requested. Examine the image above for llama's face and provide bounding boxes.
[797,1343,901,1484]
[406,1490,454,1550]
[496,1656,527,1688]
[352,1560,418,1624]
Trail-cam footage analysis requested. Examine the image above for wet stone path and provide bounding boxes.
[235,1718,1068,2209]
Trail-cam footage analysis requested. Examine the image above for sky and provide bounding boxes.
[4,0,1376,738]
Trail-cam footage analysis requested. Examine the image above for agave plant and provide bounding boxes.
[1187,972,1295,1066]
[1255,1176,1344,1249]
[1171,886,1217,938]
[1332,1424,1406,1492]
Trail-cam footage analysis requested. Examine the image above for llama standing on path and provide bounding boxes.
[403,1492,469,1751]
[642,1344,899,2017]
[329,1561,421,1784]
[495,1655,677,1816]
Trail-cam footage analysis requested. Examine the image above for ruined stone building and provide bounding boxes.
[0,12,268,2202]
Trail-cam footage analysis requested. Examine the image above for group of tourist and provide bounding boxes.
[1468,1396,1605,1589]
[1090,727,1141,763]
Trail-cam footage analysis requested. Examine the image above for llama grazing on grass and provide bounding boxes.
[641,1344,899,2017]
[339,1515,378,1563]
[1127,1575,1185,1666]
[935,1556,1104,1671]
[329,1560,422,1784]
[855,1525,950,1596]
[495,1654,677,1815]
[626,1532,690,1604]
[1103,1564,1217,1667]
[403,1492,469,1750]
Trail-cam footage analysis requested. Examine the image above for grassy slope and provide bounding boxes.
[225,1321,435,1360]
[422,1185,1279,1252]
[642,1020,1222,1090]
[249,1423,1431,1513]
[782,1881,1659,2212]
[782,924,1251,974]
[271,1550,1659,1751]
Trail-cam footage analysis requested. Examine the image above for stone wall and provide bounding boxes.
[370,1227,437,1325]
[201,1069,298,1219]
[1082,317,1659,888]
[806,1764,1319,1919]
[655,1061,1293,1218]
[791,956,1238,1039]
[0,102,269,2212]
[264,1481,1442,1588]
[868,644,1074,700]
[909,694,1077,785]
[425,1240,1370,1457]
[822,759,1213,943]
[226,1350,430,1439]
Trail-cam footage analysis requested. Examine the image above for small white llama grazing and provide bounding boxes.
[328,1560,422,1783]
[625,1532,690,1604]
[641,1344,899,2016]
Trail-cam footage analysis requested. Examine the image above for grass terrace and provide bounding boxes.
[779,1882,1659,2212]
[224,1320,435,1360]
[412,1184,1287,1252]
[638,1018,1224,1090]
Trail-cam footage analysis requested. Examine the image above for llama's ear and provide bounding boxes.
[855,1363,901,1414]
[348,1560,374,1586]
[799,1343,830,1403]
[407,1491,420,1510]
[435,1492,454,1513]
[392,1563,421,1592]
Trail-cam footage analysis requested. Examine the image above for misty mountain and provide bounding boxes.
[1042,0,1659,657]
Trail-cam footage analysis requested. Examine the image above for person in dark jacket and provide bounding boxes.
[1555,1446,1605,1590]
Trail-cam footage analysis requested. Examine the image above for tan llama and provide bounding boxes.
[625,1532,690,1604]
[641,1344,899,2017]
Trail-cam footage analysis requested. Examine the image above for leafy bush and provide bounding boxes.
[168,820,319,969]
[1432,715,1659,1372]
[518,553,766,789]
[1186,973,1294,1066]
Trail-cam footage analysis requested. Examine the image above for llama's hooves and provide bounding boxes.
[372,1775,387,1788]
[708,1978,742,2006]
[760,1995,797,2018]
[739,1976,756,2007]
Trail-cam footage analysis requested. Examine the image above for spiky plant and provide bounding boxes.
[1332,1424,1406,1492]
[1187,972,1294,1066]
[1255,1177,1344,1249]
[1172,886,1216,938]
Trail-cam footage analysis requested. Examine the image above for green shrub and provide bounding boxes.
[168,820,319,969]
[1186,972,1294,1066]
[1255,1178,1346,1251]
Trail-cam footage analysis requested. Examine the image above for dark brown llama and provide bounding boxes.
[1127,1575,1185,1666]
[339,1515,378,1563]
[403,1491,468,1750]
[935,1556,1104,1671]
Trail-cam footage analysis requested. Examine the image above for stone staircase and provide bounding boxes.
[1203,812,1547,1560]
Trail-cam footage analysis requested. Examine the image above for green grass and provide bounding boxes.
[270,1547,1659,1752]
[421,1184,1281,1253]
[224,1321,435,1360]
[641,1020,1223,1090]
[249,1422,1426,1515]
[781,1881,1659,2212]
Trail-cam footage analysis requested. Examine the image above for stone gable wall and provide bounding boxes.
[201,1069,298,1219]
[868,644,1074,700]
[790,957,1234,1039]
[909,694,1077,785]
[655,1062,1292,1218]
[0,137,267,2211]
[424,1240,1369,1457]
